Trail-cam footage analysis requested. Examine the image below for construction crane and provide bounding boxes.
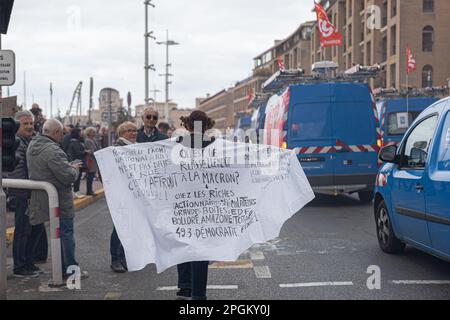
[66,81,83,125]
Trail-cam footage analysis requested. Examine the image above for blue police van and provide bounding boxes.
[375,97,450,260]
[263,77,381,203]
[378,97,439,147]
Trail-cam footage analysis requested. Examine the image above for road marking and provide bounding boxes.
[104,292,122,300]
[280,281,354,288]
[209,260,253,269]
[254,266,272,279]
[392,280,450,285]
[250,251,265,261]
[157,285,238,291]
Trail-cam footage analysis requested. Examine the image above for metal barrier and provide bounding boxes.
[2,179,63,291]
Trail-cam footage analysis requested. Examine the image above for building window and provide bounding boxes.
[391,0,397,17]
[423,0,434,13]
[422,26,434,52]
[422,65,433,88]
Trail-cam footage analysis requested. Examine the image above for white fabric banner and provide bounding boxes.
[95,138,314,273]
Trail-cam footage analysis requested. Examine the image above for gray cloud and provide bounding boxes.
[5,0,314,116]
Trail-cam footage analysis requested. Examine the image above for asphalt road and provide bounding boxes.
[6,195,450,300]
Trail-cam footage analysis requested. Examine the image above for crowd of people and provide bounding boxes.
[9,104,213,299]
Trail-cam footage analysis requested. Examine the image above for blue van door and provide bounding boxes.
[426,109,450,256]
[287,83,335,187]
[391,115,438,246]
[330,83,378,188]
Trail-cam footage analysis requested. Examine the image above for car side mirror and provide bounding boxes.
[379,145,398,164]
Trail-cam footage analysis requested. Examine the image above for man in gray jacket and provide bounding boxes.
[27,119,87,278]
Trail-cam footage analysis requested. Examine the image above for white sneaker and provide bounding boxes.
[73,192,83,199]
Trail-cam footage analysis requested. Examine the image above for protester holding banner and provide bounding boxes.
[110,122,138,273]
[175,110,216,300]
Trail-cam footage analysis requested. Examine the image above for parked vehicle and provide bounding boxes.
[375,97,450,261]
[264,81,380,202]
[378,97,439,147]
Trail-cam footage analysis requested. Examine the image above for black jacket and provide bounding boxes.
[66,138,85,163]
[137,127,168,143]
[8,135,32,198]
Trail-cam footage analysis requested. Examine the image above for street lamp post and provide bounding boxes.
[157,30,179,125]
[144,0,155,106]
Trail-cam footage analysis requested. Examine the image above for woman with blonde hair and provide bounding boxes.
[84,127,100,196]
[110,121,138,273]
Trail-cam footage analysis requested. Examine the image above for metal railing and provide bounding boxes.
[1,179,63,299]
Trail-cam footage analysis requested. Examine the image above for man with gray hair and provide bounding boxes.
[9,110,45,277]
[137,107,168,143]
[27,119,88,279]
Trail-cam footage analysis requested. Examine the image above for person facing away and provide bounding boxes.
[9,111,47,277]
[137,107,168,143]
[157,122,170,137]
[109,121,138,273]
[66,127,86,198]
[27,119,88,280]
[175,110,216,301]
[83,127,100,196]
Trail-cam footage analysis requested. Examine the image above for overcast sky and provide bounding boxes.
[4,0,315,116]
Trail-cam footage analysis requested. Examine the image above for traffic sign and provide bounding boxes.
[0,50,15,86]
[102,112,118,122]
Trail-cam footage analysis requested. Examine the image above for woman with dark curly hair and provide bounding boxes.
[175,110,215,300]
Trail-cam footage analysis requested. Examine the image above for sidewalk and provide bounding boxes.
[6,179,105,246]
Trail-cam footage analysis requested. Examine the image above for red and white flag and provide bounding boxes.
[247,86,255,106]
[278,56,285,71]
[315,2,343,48]
[406,46,417,75]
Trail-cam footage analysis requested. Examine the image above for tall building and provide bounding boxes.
[311,0,450,89]
[254,21,315,76]
[197,89,234,131]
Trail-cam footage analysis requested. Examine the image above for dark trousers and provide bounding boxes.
[73,169,83,193]
[86,172,95,194]
[177,261,209,300]
[110,227,126,264]
[12,198,47,272]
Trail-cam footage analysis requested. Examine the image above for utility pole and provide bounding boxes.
[108,88,112,146]
[23,71,26,109]
[157,30,179,124]
[149,88,160,109]
[88,77,93,124]
[144,0,155,106]
[50,82,53,118]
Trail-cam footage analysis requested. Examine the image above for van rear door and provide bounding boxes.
[330,83,379,188]
[287,83,335,187]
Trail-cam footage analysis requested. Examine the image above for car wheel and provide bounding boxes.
[375,200,406,254]
[358,191,373,203]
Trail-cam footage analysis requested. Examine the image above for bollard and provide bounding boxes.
[2,179,63,288]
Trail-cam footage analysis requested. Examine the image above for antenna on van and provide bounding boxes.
[262,62,381,94]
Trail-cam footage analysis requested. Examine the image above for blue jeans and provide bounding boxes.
[177,261,209,300]
[60,218,78,272]
[110,227,125,264]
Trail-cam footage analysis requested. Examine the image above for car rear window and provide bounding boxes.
[387,111,421,135]
[290,103,332,140]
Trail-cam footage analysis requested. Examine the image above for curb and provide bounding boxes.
[5,189,105,247]
[74,188,105,211]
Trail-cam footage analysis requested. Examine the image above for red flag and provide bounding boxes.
[278,56,285,71]
[315,2,343,48]
[406,46,417,75]
[247,86,255,106]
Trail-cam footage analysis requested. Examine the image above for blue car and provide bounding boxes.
[375,97,450,260]
[379,97,439,147]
